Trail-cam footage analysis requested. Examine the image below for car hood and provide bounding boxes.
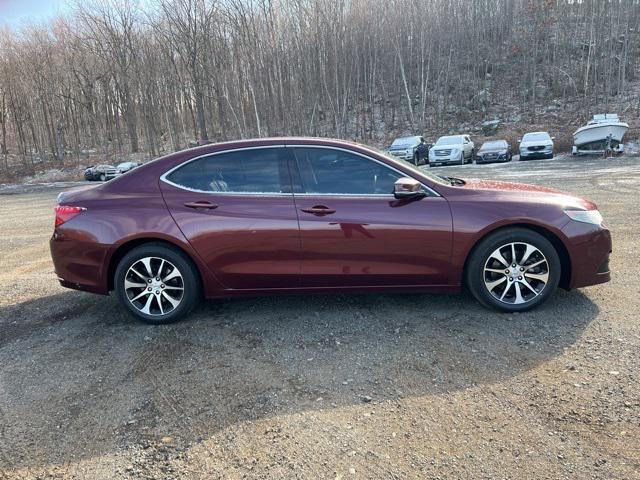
[460,179,596,210]
[478,148,507,154]
[389,144,417,150]
[432,144,463,150]
[520,140,553,148]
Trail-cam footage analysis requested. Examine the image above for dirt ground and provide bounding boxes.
[1,155,639,479]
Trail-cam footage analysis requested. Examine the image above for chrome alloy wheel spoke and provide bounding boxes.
[124,257,184,316]
[483,242,550,305]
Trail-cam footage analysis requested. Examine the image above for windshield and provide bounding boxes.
[435,135,463,146]
[522,132,550,142]
[480,140,507,150]
[391,136,419,147]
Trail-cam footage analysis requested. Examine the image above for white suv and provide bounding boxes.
[429,135,475,166]
[519,132,554,160]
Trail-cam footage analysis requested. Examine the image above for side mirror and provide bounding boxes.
[394,177,425,199]
[551,136,556,140]
[517,138,522,143]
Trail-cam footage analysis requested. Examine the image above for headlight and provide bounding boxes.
[564,209,603,225]
[450,148,459,155]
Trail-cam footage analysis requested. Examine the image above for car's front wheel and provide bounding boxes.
[114,243,201,324]
[466,228,561,312]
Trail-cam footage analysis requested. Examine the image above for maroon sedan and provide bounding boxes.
[50,138,611,323]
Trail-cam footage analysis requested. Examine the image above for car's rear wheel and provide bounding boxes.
[114,243,200,324]
[466,228,561,312]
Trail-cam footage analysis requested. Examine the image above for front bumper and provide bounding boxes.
[520,150,553,160]
[476,154,509,164]
[562,222,612,289]
[429,154,461,165]
[388,151,414,161]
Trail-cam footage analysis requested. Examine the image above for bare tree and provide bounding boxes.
[0,0,638,172]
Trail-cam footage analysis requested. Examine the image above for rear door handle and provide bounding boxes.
[184,201,218,210]
[301,205,336,216]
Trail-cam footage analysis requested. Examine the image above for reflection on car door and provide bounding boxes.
[160,146,301,290]
[290,146,453,288]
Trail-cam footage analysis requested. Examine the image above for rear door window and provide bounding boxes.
[165,147,291,193]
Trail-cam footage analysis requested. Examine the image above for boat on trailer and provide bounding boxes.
[572,114,629,155]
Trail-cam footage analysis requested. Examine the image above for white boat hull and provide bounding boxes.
[573,122,628,148]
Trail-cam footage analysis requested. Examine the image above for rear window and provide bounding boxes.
[165,147,290,193]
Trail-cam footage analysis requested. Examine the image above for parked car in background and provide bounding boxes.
[51,137,611,324]
[519,132,554,160]
[428,135,475,166]
[476,140,512,164]
[84,165,118,182]
[117,161,140,174]
[387,136,431,165]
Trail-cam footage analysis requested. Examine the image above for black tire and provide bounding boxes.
[465,227,561,312]
[99,173,106,181]
[114,242,201,324]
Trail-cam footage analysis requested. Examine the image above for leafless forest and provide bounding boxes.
[0,0,639,172]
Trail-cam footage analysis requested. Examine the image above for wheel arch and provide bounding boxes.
[106,237,205,292]
[462,222,572,290]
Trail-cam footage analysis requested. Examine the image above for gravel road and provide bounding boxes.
[1,155,639,479]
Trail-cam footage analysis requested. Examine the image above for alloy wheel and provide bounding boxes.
[483,242,550,305]
[124,256,184,316]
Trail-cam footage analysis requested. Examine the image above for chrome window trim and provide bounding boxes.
[159,143,440,197]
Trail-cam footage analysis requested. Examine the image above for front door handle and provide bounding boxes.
[301,205,336,216]
[184,201,218,210]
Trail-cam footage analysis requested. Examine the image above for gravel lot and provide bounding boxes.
[1,155,639,479]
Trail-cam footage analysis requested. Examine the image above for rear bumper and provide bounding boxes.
[50,230,110,295]
[562,223,612,289]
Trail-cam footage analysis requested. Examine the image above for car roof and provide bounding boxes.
[160,137,375,158]
[122,137,389,175]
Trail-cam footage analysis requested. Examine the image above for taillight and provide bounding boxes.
[54,205,86,227]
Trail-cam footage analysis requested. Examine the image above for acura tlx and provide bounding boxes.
[50,137,611,324]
